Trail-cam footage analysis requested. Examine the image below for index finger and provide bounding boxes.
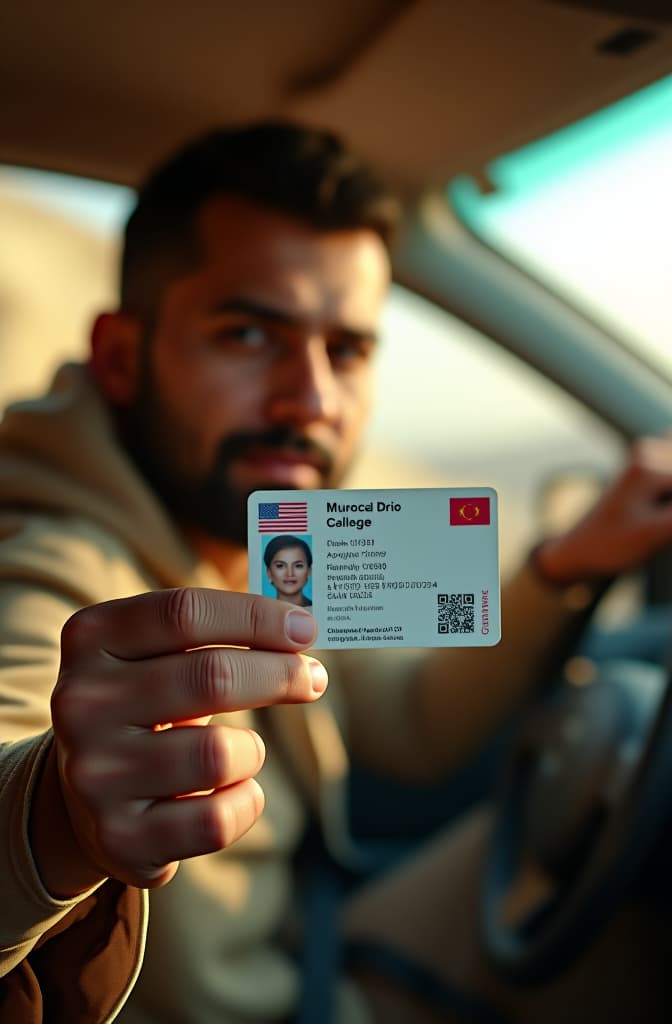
[62,588,318,661]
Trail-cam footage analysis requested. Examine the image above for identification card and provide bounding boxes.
[248,488,500,649]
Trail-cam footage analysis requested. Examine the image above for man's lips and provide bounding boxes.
[233,446,329,482]
[243,445,327,469]
[216,429,334,485]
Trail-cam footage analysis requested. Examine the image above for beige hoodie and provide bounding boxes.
[0,363,594,1023]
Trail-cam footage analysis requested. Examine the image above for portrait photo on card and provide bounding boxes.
[262,534,313,607]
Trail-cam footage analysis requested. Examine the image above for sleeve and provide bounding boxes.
[0,577,147,1019]
[0,731,98,976]
[336,557,603,780]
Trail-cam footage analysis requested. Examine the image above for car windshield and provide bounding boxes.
[448,72,672,383]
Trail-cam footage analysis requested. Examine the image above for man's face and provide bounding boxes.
[125,196,390,544]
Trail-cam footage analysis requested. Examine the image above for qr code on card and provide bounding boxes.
[437,593,475,633]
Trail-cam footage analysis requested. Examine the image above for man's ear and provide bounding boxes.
[89,312,143,406]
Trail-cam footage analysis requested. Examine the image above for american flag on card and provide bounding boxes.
[258,501,308,533]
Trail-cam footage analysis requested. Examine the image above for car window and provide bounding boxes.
[359,286,623,574]
[0,165,623,579]
[448,72,672,384]
[0,167,133,408]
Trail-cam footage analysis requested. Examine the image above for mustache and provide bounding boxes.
[215,427,334,475]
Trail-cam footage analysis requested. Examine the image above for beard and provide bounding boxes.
[122,371,338,547]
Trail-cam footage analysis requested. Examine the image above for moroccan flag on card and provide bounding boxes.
[449,497,491,526]
[258,501,308,533]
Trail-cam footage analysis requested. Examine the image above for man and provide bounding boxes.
[1,121,672,1023]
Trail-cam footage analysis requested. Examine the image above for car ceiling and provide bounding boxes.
[1,0,671,195]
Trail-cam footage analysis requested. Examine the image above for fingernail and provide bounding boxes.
[286,610,316,645]
[308,658,328,694]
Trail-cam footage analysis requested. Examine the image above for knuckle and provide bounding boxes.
[216,802,239,849]
[51,677,90,741]
[199,726,231,784]
[200,784,263,852]
[162,587,201,640]
[207,798,240,850]
[190,648,237,708]
[213,650,238,706]
[60,605,99,659]
[282,655,304,698]
[51,671,115,742]
[64,751,108,803]
[50,677,74,735]
[242,595,265,645]
[196,647,225,704]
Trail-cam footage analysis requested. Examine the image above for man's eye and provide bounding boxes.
[231,324,268,347]
[213,323,269,348]
[329,339,374,365]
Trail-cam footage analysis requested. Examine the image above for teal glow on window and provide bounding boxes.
[448,74,672,380]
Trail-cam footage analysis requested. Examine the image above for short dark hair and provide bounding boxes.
[263,535,313,568]
[121,120,400,318]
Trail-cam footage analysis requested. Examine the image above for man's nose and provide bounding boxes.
[266,338,340,426]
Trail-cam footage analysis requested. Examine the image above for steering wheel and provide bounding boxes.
[481,656,672,984]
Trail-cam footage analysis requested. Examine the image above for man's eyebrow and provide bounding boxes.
[208,297,379,343]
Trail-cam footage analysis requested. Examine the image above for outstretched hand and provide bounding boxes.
[33,588,325,896]
[536,435,672,586]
